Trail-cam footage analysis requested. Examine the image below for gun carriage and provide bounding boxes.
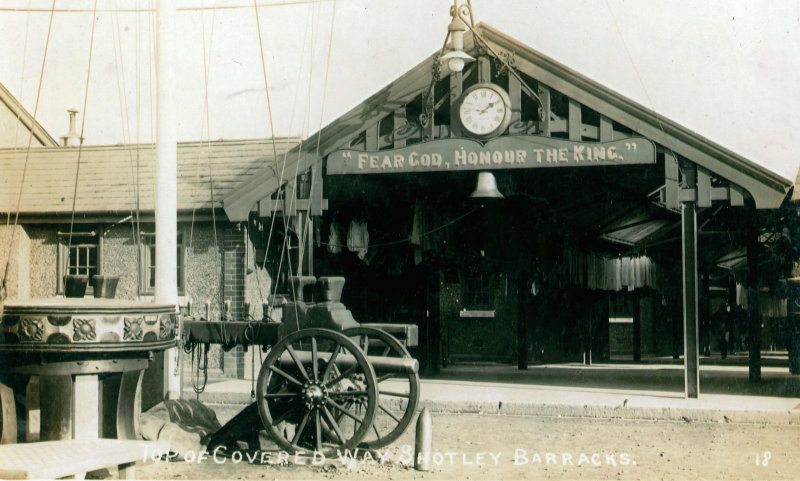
[182,276,420,455]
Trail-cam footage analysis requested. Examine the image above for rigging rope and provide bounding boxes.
[1,0,57,299]
[66,0,100,255]
[251,0,323,328]
[252,8,314,304]
[111,2,144,289]
[264,0,332,330]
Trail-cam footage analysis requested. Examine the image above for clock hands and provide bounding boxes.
[464,101,499,114]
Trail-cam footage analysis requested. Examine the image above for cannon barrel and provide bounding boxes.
[279,351,418,375]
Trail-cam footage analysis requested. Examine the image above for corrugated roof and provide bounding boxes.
[0,137,300,216]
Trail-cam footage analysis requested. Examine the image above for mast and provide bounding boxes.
[155,0,180,399]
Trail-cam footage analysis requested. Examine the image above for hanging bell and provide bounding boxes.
[469,172,504,199]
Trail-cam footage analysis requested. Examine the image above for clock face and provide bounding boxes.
[458,84,511,138]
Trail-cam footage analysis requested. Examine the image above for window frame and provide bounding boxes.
[138,227,186,296]
[463,273,493,311]
[57,228,102,296]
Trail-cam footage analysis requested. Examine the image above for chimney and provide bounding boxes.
[60,108,83,147]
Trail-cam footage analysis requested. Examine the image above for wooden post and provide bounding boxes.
[450,71,463,137]
[508,74,521,129]
[747,223,762,382]
[681,164,700,398]
[568,99,581,141]
[477,56,491,83]
[537,83,551,136]
[599,115,613,142]
[632,289,641,362]
[701,272,711,356]
[72,375,100,440]
[516,275,528,370]
[0,380,17,444]
[39,376,72,440]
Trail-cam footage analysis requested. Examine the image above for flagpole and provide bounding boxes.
[155,0,180,400]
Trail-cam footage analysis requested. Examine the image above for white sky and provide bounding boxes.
[1,0,799,181]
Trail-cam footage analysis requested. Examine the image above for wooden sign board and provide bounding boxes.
[327,135,656,175]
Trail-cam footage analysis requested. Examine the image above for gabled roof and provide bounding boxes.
[0,138,300,217]
[223,22,792,221]
[0,82,58,147]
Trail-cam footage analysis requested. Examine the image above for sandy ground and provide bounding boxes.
[134,404,800,480]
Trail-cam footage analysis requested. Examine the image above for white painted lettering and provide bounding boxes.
[574,145,585,161]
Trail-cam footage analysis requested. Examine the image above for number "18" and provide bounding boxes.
[755,451,771,466]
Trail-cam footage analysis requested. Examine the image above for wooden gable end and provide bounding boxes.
[223,22,791,222]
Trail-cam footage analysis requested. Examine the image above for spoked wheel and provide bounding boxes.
[256,328,378,455]
[343,327,420,449]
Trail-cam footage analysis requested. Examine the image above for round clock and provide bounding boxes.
[457,83,512,139]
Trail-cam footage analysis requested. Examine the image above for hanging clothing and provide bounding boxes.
[411,200,423,246]
[347,219,369,260]
[327,221,341,254]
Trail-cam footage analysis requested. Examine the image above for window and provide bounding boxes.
[139,231,185,295]
[463,274,493,311]
[57,230,101,295]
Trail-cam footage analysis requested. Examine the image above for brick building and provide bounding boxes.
[0,117,299,376]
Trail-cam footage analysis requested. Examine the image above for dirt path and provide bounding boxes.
[137,409,800,480]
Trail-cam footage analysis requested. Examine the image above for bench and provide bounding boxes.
[0,439,168,480]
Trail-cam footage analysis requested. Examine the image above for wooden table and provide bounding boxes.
[0,298,177,443]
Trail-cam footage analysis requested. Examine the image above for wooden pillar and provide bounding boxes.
[39,376,72,441]
[72,375,100,440]
[0,380,17,444]
[632,290,641,361]
[429,269,442,375]
[450,70,463,137]
[747,224,761,382]
[681,172,700,398]
[516,275,528,370]
[591,292,609,363]
[672,296,681,360]
[701,272,711,356]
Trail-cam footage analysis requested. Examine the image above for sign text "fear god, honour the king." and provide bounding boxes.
[326,135,656,175]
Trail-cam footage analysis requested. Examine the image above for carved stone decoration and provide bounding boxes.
[100,332,121,342]
[159,315,175,340]
[124,316,144,341]
[48,315,72,327]
[19,318,44,342]
[46,333,71,344]
[73,318,97,342]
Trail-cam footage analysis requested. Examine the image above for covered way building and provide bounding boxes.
[224,23,793,398]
